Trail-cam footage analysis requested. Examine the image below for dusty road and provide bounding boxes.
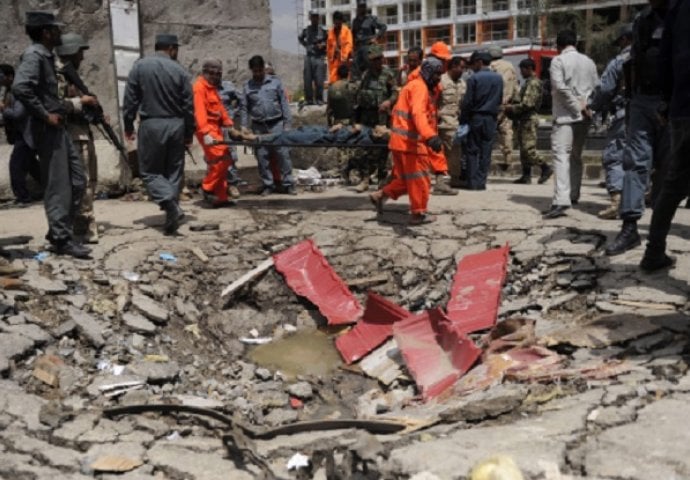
[1,177,689,479]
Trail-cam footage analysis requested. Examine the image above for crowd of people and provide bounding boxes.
[0,0,688,275]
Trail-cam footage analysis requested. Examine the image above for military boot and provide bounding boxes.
[512,166,532,184]
[433,175,458,195]
[355,177,370,193]
[605,219,641,256]
[598,192,621,220]
[538,164,553,184]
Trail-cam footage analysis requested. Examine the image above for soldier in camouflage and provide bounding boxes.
[353,44,398,192]
[327,64,357,126]
[506,58,551,185]
[55,32,101,243]
[588,24,633,219]
[488,44,520,169]
[438,56,466,190]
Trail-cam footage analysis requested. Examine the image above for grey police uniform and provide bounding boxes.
[298,23,328,103]
[123,52,194,206]
[13,42,86,244]
[240,74,295,191]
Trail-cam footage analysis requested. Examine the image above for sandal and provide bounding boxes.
[408,214,437,226]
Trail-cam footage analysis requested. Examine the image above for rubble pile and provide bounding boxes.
[1,208,689,479]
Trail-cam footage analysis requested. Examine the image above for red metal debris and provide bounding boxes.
[393,309,481,401]
[335,292,410,364]
[289,397,304,409]
[445,244,510,335]
[273,240,364,325]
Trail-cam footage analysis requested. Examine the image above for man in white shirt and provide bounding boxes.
[543,30,599,219]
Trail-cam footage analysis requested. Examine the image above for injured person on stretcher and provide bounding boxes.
[217,124,390,147]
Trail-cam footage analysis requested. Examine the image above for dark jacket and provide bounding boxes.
[459,68,503,124]
[2,93,31,146]
[660,0,690,119]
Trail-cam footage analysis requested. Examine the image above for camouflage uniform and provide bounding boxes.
[438,71,466,184]
[490,58,519,165]
[354,62,397,185]
[511,76,544,171]
[56,58,99,243]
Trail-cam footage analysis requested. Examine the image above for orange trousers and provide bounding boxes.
[329,60,344,84]
[429,149,448,175]
[202,156,232,203]
[382,151,431,214]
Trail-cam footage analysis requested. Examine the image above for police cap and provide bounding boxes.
[155,33,179,47]
[55,32,89,57]
[25,11,64,27]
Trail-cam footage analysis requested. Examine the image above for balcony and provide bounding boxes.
[425,26,451,46]
[457,0,476,16]
[429,8,451,20]
[331,0,350,6]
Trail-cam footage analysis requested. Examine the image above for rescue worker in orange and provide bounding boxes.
[406,42,455,195]
[327,11,353,84]
[193,59,239,207]
[369,57,445,225]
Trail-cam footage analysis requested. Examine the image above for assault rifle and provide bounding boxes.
[59,62,129,165]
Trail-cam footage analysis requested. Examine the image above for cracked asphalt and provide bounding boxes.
[1,176,689,479]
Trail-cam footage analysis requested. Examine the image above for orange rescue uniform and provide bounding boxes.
[407,66,447,175]
[193,75,234,203]
[383,76,438,214]
[326,25,353,84]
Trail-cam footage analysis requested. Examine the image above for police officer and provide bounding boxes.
[13,11,90,258]
[506,58,550,184]
[605,0,671,255]
[488,44,520,170]
[589,24,633,220]
[351,0,387,81]
[460,51,503,190]
[240,55,295,196]
[438,56,466,189]
[353,44,397,192]
[55,32,101,243]
[298,11,328,105]
[123,33,194,235]
[219,79,243,198]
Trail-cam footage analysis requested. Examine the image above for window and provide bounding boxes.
[402,28,422,49]
[429,0,451,20]
[515,15,537,39]
[485,0,509,12]
[425,26,451,46]
[482,19,510,41]
[384,31,400,51]
[517,0,530,9]
[332,0,350,6]
[310,0,325,9]
[380,5,398,25]
[456,22,476,44]
[457,0,476,16]
[402,1,422,23]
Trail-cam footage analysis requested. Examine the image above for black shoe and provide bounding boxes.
[640,252,675,272]
[538,165,553,184]
[260,187,274,196]
[605,221,641,256]
[571,198,579,206]
[162,200,182,235]
[52,240,91,259]
[285,186,297,196]
[512,175,531,184]
[542,205,569,219]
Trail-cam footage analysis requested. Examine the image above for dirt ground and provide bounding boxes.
[1,174,690,480]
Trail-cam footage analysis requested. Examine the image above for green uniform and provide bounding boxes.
[57,58,99,241]
[511,76,544,168]
[354,65,397,180]
[326,79,357,126]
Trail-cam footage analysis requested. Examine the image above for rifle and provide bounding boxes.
[59,62,130,166]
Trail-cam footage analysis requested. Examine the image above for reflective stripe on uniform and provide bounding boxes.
[391,126,419,140]
[394,109,411,119]
[401,170,429,180]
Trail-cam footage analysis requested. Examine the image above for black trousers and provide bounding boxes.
[463,114,497,189]
[9,137,41,202]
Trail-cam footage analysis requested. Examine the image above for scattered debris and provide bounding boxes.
[221,258,274,298]
[190,246,209,263]
[286,452,310,470]
[158,252,177,262]
[239,336,272,345]
[90,455,143,473]
[32,354,65,387]
[469,455,525,480]
[541,313,662,349]
[359,339,405,385]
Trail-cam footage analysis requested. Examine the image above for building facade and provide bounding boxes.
[302,0,646,65]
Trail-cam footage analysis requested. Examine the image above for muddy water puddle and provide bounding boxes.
[249,329,343,379]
